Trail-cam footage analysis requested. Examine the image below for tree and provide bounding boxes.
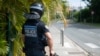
[82,0,100,23]
[42,0,68,26]
[0,0,34,56]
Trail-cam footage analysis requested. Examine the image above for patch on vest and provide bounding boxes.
[45,25,49,29]
[24,25,37,37]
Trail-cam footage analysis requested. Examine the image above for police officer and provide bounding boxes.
[22,2,55,56]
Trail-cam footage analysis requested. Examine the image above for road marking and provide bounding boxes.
[84,43,100,48]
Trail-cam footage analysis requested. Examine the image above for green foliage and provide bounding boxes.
[74,7,92,22]
[0,0,32,56]
[62,0,69,17]
[80,8,91,22]
[82,0,100,23]
[42,0,68,25]
[0,31,8,56]
[0,8,8,56]
[41,12,48,25]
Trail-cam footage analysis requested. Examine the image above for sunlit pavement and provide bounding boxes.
[45,25,88,56]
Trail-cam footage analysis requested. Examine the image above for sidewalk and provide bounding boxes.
[45,25,89,56]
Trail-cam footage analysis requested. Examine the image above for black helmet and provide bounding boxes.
[30,3,44,17]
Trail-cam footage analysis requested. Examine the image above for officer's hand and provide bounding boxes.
[50,51,59,56]
[50,50,55,56]
[50,50,59,56]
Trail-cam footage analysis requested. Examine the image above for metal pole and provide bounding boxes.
[8,17,11,56]
[6,12,12,56]
[91,11,94,24]
[92,14,93,24]
[60,28,64,46]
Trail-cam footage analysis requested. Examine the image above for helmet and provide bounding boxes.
[30,3,44,17]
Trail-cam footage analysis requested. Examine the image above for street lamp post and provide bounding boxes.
[91,11,94,23]
[80,0,82,22]
[79,6,82,22]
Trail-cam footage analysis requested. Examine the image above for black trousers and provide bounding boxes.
[25,48,45,56]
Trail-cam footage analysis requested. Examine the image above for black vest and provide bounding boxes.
[23,20,45,49]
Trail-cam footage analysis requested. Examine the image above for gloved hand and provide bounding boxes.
[50,53,59,56]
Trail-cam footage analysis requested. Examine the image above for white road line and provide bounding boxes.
[84,43,100,48]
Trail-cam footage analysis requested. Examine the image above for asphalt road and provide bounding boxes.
[54,21,100,56]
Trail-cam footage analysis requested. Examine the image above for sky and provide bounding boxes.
[67,0,87,9]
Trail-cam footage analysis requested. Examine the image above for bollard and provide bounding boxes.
[60,28,64,46]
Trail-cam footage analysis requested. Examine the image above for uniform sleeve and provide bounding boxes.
[41,23,49,33]
[43,25,49,33]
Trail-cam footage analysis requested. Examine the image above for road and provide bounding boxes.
[54,21,100,56]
